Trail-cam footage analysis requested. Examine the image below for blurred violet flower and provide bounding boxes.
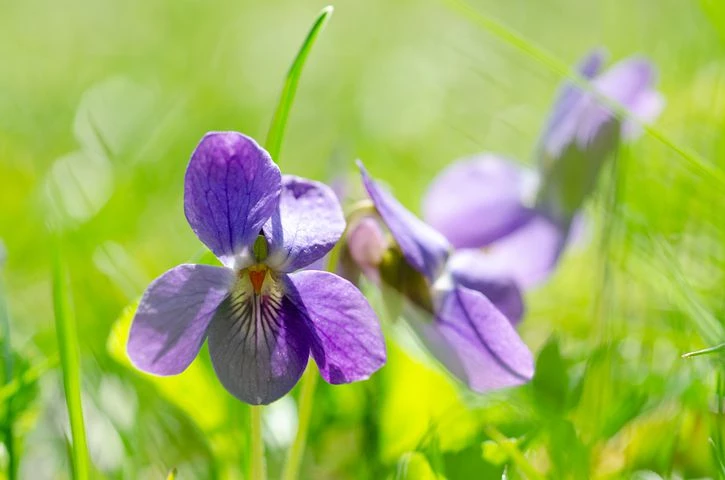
[355,161,533,392]
[424,49,664,289]
[127,132,386,405]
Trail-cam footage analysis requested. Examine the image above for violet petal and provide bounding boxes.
[622,90,665,140]
[206,285,310,405]
[448,252,525,324]
[358,160,450,281]
[412,286,534,392]
[263,175,345,272]
[285,270,386,384]
[453,214,568,290]
[422,154,537,249]
[184,132,281,267]
[539,48,607,159]
[127,264,234,375]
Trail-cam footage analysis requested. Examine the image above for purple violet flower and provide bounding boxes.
[355,161,534,392]
[127,132,386,405]
[423,50,663,289]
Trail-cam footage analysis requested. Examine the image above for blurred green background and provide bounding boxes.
[2,0,725,478]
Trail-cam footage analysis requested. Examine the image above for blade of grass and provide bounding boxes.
[682,343,725,358]
[0,256,16,480]
[440,0,725,189]
[265,5,334,161]
[51,238,90,480]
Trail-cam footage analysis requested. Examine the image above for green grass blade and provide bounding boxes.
[0,254,16,480]
[682,343,725,358]
[440,0,725,189]
[51,239,91,480]
[265,5,334,161]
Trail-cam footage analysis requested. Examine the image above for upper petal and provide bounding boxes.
[184,132,281,266]
[593,57,657,110]
[127,264,234,375]
[285,270,386,384]
[538,48,607,159]
[206,280,310,405]
[263,175,345,272]
[539,54,659,162]
[422,154,538,249]
[411,287,534,392]
[358,161,450,281]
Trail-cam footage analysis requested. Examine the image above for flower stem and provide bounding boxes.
[51,239,90,480]
[264,5,334,161]
[281,365,319,480]
[250,406,266,480]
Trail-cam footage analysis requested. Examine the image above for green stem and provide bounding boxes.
[51,239,90,480]
[250,406,266,480]
[281,366,319,480]
[264,5,334,161]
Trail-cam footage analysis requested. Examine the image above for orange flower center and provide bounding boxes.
[247,266,267,294]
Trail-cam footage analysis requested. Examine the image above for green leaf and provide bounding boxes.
[379,343,478,461]
[265,5,334,161]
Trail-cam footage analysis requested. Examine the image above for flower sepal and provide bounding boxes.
[378,245,434,320]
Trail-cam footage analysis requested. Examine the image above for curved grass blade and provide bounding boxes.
[51,239,90,480]
[265,5,334,161]
[682,342,725,358]
[440,0,725,189]
[0,254,16,480]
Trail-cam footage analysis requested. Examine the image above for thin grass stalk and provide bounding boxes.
[51,239,90,480]
[265,6,334,161]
